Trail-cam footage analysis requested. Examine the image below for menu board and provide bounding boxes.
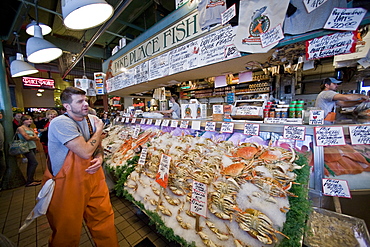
[168,40,199,75]
[149,53,170,80]
[134,61,149,84]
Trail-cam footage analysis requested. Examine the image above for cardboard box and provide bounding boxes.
[181,104,207,119]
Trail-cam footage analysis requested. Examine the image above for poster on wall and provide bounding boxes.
[74,78,96,96]
[149,53,170,80]
[234,0,290,53]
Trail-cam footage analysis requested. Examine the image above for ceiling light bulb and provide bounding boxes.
[62,0,114,30]
[26,20,52,36]
[10,53,39,77]
[26,25,63,63]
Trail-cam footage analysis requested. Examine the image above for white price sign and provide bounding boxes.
[283,126,306,141]
[131,118,137,124]
[155,154,171,188]
[220,122,234,133]
[322,178,351,198]
[140,118,146,125]
[162,119,170,127]
[303,0,328,13]
[155,119,162,126]
[205,121,216,131]
[349,125,370,145]
[315,126,345,146]
[125,117,130,123]
[138,147,148,166]
[309,110,325,125]
[260,24,284,48]
[244,123,259,136]
[133,125,141,139]
[324,8,367,31]
[146,119,153,125]
[170,120,179,128]
[221,3,236,25]
[190,181,207,218]
[180,120,189,129]
[120,117,125,122]
[213,105,224,114]
[191,121,201,130]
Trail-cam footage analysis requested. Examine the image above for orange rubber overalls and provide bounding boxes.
[43,151,118,247]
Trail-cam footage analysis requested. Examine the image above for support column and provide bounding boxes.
[0,42,26,189]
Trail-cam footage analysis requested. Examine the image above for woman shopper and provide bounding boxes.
[38,110,58,155]
[17,115,40,187]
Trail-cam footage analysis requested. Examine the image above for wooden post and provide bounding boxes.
[333,196,342,214]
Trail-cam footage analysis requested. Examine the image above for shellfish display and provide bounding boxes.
[102,124,310,246]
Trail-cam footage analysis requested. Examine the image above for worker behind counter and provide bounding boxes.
[315,77,369,124]
[157,94,181,119]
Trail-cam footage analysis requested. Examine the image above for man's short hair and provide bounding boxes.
[60,87,86,104]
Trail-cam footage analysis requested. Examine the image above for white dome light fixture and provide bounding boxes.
[10,53,39,77]
[26,20,52,36]
[62,0,114,30]
[26,24,63,63]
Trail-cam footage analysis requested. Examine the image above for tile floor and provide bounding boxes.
[0,152,181,247]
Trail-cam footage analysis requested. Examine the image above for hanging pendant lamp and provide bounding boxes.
[26,20,52,36]
[26,24,63,63]
[62,0,114,30]
[10,53,39,77]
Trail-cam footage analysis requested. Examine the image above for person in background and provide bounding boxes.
[17,115,40,187]
[0,111,5,190]
[46,87,118,246]
[12,112,22,133]
[315,77,369,124]
[101,112,110,126]
[38,110,58,155]
[157,94,181,119]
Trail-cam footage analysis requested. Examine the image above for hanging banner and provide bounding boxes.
[221,4,236,25]
[306,31,356,60]
[324,8,367,31]
[148,53,170,80]
[234,0,290,53]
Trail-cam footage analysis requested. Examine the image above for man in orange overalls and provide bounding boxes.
[45,87,118,246]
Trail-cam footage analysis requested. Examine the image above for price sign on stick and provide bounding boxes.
[349,125,370,144]
[221,3,236,25]
[138,146,148,166]
[131,118,137,124]
[155,119,162,126]
[205,122,216,131]
[170,120,178,128]
[146,119,153,125]
[220,122,234,133]
[283,126,306,140]
[244,123,259,136]
[120,117,125,123]
[125,117,130,123]
[140,118,146,125]
[155,154,171,188]
[191,121,201,130]
[133,125,141,139]
[315,126,345,146]
[180,120,189,129]
[162,119,170,127]
[322,178,351,198]
[190,181,207,218]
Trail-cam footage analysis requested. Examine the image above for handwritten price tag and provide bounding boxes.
[349,125,370,144]
[155,154,171,188]
[120,117,125,123]
[180,120,189,129]
[146,119,153,125]
[304,0,328,13]
[155,119,162,126]
[322,178,351,198]
[125,117,130,123]
[283,126,306,141]
[138,146,148,166]
[221,3,236,25]
[190,181,207,218]
[140,118,146,125]
[213,105,224,114]
[309,110,324,125]
[244,123,259,136]
[170,120,179,128]
[324,8,367,31]
[162,119,170,127]
[205,122,216,131]
[220,122,234,133]
[132,125,141,139]
[260,24,284,48]
[131,118,137,124]
[315,126,345,146]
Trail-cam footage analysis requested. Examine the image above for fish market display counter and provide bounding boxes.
[103,118,370,247]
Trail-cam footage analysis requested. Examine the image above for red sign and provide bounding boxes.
[22,77,55,89]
